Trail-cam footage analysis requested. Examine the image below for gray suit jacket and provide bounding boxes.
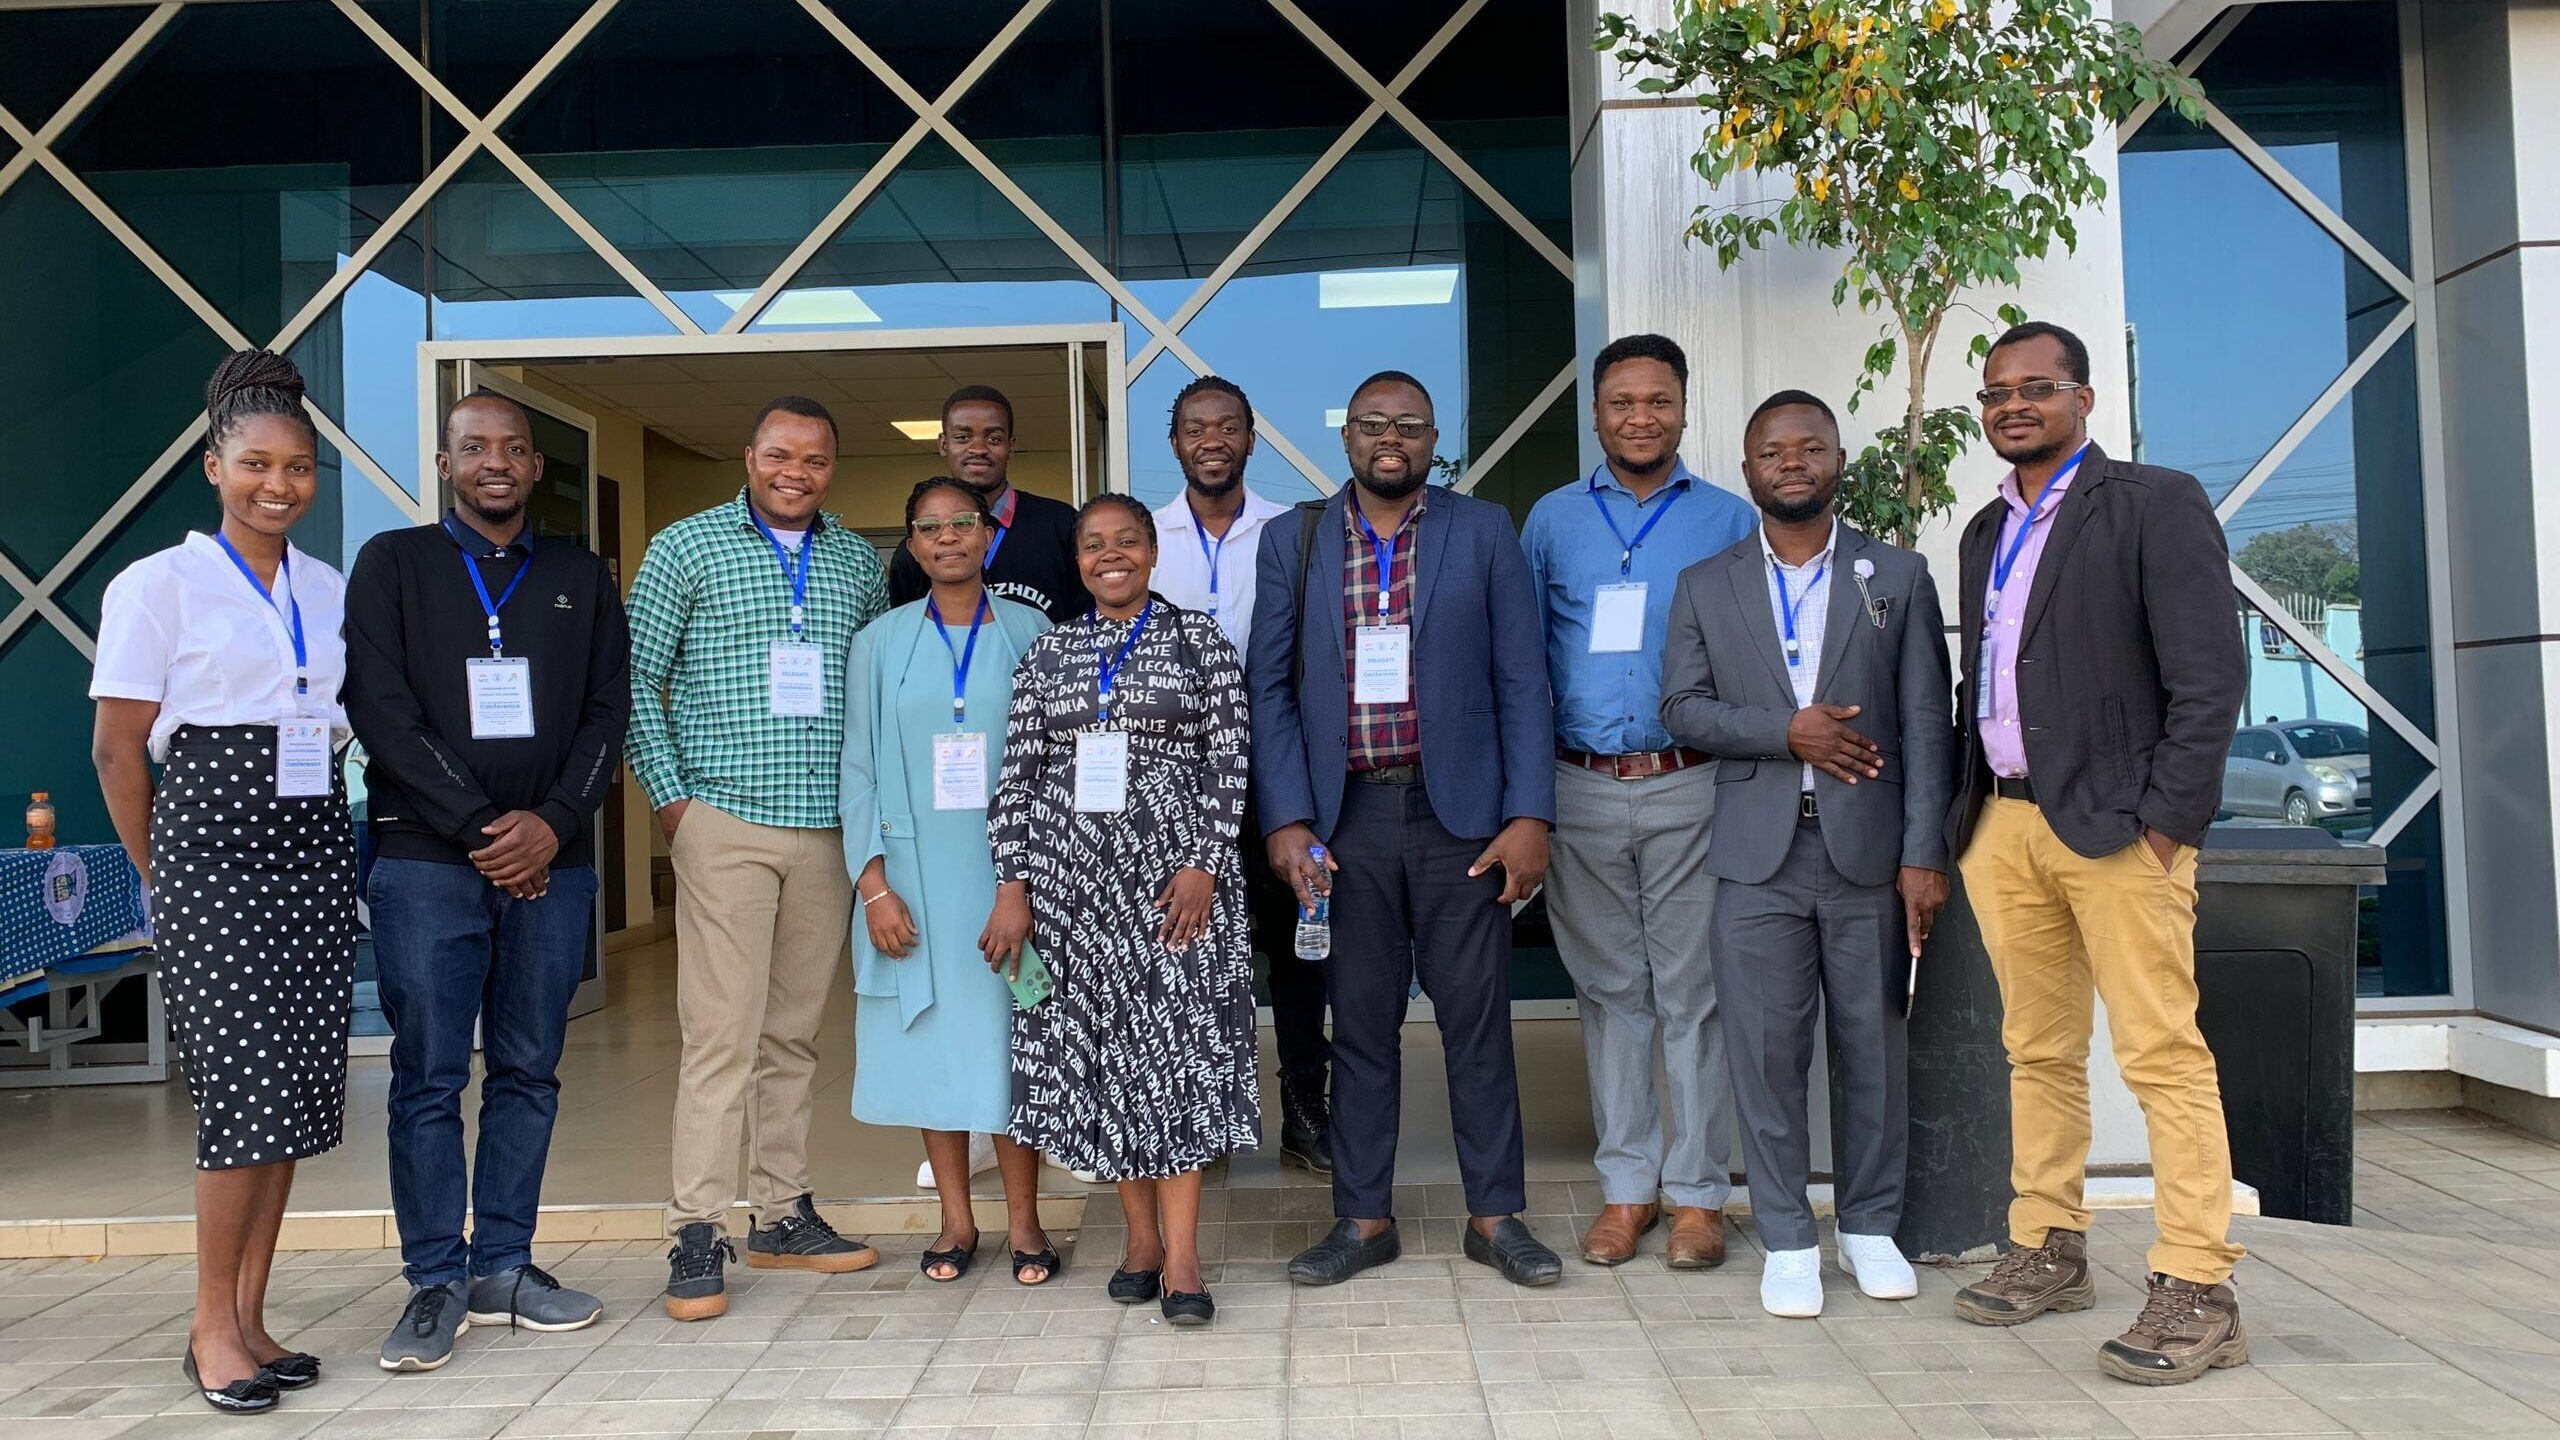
[1659,523,1955,888]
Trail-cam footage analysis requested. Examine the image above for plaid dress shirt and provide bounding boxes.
[1344,496,1425,771]
[624,490,889,829]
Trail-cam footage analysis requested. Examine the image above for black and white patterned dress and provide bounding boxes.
[992,601,1260,1178]
[151,726,357,1169]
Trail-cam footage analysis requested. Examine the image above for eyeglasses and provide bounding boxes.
[909,514,986,538]
[1975,380,2089,408]
[1346,413,1434,438]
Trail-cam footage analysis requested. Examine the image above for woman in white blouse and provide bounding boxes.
[89,350,357,1415]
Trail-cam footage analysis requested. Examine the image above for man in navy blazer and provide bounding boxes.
[1247,370,1561,1288]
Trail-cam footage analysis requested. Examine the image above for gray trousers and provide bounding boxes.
[1546,760,1733,1209]
[1711,817,1910,1251]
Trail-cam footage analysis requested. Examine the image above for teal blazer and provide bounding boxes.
[840,595,1050,1029]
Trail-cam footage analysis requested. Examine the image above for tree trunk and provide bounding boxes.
[1898,320,1929,548]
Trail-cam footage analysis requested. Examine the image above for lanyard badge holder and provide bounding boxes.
[754,510,826,717]
[1352,511,1412,705]
[929,595,993,810]
[1191,510,1229,619]
[450,519,537,740]
[1772,554,1828,669]
[1586,477,1683,654]
[1979,443,2088,717]
[215,533,329,798]
[1075,601,1149,813]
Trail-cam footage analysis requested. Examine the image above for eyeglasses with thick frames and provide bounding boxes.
[1975,380,2089,408]
[909,514,986,539]
[1346,413,1434,439]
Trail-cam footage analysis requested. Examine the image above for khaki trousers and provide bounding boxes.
[1959,796,2246,1284]
[665,802,853,1232]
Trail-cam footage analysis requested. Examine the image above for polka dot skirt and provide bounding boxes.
[149,725,357,1171]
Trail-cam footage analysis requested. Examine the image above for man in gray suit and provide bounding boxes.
[1659,390,1954,1319]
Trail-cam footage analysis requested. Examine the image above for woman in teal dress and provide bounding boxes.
[843,478,1053,1282]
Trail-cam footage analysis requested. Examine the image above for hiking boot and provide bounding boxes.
[1280,1073,1332,1175]
[1953,1226,2095,1327]
[664,1222,735,1322]
[747,1194,879,1274]
[467,1263,603,1332]
[379,1279,468,1372]
[2099,1274,2249,1385]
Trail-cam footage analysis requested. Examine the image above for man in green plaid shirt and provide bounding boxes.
[625,397,890,1321]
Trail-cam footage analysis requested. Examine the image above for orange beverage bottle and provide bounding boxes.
[24,792,56,850]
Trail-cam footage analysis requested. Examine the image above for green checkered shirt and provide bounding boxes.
[625,490,888,829]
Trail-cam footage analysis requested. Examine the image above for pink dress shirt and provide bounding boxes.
[1979,450,2089,777]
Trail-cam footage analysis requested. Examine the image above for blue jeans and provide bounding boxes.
[369,857,596,1287]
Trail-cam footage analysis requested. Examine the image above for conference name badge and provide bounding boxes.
[1588,582,1646,654]
[275,722,331,798]
[466,656,536,739]
[1353,624,1411,705]
[768,641,825,717]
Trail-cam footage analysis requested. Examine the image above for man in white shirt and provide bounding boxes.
[1148,375,1331,1173]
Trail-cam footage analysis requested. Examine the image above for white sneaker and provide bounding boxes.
[1760,1246,1824,1318]
[915,1133,1000,1190]
[1836,1232,1919,1300]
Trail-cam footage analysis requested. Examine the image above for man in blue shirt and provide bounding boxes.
[1521,334,1757,1269]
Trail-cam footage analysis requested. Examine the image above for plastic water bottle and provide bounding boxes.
[1293,844,1332,960]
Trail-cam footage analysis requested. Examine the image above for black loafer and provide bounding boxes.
[258,1351,322,1390]
[184,1349,281,1413]
[1107,1267,1162,1303]
[1288,1218,1401,1286]
[1463,1216,1563,1287]
[1161,1289,1215,1326]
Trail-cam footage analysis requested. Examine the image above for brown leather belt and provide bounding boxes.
[1557,746,1711,781]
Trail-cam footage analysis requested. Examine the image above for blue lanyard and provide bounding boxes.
[213,532,308,700]
[927,593,990,724]
[748,508,813,639]
[1988,443,2089,618]
[1588,475,1687,576]
[1771,554,1828,668]
[1354,509,1409,620]
[444,516,534,657]
[1190,506,1231,614]
[1094,600,1153,724]
[982,490,1013,571]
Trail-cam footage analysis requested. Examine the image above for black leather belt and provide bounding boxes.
[1798,791,1820,820]
[1352,763,1422,786]
[1994,774,2037,804]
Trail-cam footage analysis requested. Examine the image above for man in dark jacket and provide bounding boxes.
[343,391,629,1372]
[1941,322,2250,1386]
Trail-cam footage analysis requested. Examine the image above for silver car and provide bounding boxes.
[2222,720,2371,826]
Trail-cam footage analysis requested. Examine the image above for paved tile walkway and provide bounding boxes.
[6,1109,2559,1439]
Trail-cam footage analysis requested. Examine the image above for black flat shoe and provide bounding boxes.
[1161,1289,1215,1326]
[1011,1245,1062,1286]
[919,1235,980,1283]
[1288,1218,1401,1286]
[184,1348,281,1414]
[1463,1216,1563,1287]
[1107,1266,1162,1303]
[257,1351,321,1390]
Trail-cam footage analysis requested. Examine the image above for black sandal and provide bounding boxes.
[1107,1266,1162,1303]
[919,1235,979,1282]
[1011,1244,1062,1286]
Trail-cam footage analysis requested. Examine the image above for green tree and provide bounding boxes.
[2236,522,2360,606]
[1595,0,2200,542]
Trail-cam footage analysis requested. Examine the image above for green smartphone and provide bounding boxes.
[1008,943,1052,1011]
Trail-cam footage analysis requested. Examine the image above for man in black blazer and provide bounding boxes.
[1943,322,2250,1386]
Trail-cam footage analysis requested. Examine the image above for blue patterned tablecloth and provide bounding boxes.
[0,845,149,987]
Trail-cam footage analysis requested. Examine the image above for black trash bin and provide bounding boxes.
[2193,826,2381,1225]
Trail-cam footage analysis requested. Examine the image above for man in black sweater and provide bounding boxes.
[342,391,630,1373]
[886,384,1090,622]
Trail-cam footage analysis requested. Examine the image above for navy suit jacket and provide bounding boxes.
[1246,486,1555,844]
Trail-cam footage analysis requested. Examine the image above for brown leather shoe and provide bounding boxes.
[2098,1274,2248,1385]
[1664,1207,1725,1269]
[1578,1203,1659,1265]
[1953,1227,2095,1327]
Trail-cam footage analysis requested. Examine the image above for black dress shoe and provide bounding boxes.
[184,1348,282,1413]
[1288,1219,1401,1286]
[1161,1289,1215,1326]
[1463,1217,1563,1287]
[1107,1267,1162,1304]
[258,1351,322,1390]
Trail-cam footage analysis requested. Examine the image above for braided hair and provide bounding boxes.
[1075,491,1156,548]
[1168,374,1253,436]
[205,349,315,451]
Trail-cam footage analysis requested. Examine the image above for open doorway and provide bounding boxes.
[412,325,1128,1021]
